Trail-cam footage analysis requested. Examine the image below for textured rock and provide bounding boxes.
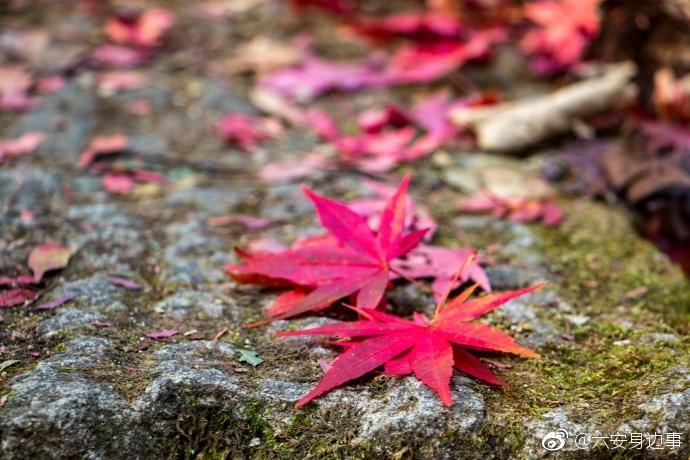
[0,4,688,458]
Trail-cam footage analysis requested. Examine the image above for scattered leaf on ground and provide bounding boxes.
[28,243,72,282]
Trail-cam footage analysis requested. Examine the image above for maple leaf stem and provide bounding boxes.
[389,267,434,295]
[435,250,477,315]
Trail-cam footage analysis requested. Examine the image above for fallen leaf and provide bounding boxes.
[391,245,491,301]
[349,11,463,43]
[385,28,506,84]
[0,275,34,286]
[214,326,229,341]
[37,75,66,94]
[217,113,281,151]
[0,288,37,308]
[260,51,389,102]
[349,179,437,240]
[108,276,143,290]
[258,153,332,183]
[97,71,147,93]
[105,7,175,48]
[146,329,179,340]
[79,134,128,168]
[0,132,45,162]
[278,282,543,407]
[102,173,135,194]
[0,65,34,111]
[520,0,602,74]
[225,37,301,75]
[457,193,564,227]
[34,293,77,311]
[28,243,72,282]
[91,44,150,68]
[226,174,429,322]
[126,99,151,115]
[238,349,263,367]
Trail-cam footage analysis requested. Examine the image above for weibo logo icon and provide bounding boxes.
[542,429,569,451]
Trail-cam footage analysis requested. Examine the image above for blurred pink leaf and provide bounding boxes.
[0,288,37,308]
[79,134,128,168]
[146,329,179,340]
[0,65,34,111]
[28,243,72,282]
[0,132,44,162]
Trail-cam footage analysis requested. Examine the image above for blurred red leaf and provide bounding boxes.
[105,8,174,48]
[217,113,282,151]
[91,44,150,68]
[0,288,37,308]
[458,193,564,227]
[102,173,135,194]
[520,0,601,74]
[349,12,463,43]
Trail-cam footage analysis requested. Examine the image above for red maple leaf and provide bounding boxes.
[278,282,543,408]
[225,174,429,322]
